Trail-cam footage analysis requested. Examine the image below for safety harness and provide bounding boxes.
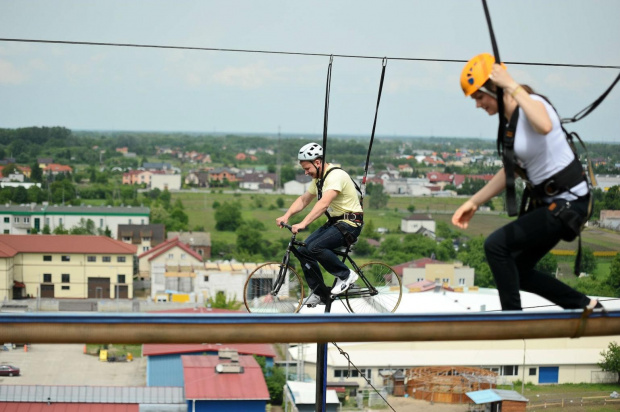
[316,166,364,226]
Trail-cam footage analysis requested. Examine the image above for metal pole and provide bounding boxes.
[316,299,333,412]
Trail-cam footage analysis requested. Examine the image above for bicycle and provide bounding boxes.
[243,223,402,314]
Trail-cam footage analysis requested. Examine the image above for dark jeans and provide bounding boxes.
[484,197,591,310]
[296,222,362,298]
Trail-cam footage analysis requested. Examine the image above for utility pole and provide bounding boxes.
[276,126,281,192]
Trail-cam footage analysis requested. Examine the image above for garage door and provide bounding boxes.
[88,278,110,299]
[41,284,54,298]
[539,367,559,384]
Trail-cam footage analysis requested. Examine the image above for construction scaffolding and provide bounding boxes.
[406,366,498,404]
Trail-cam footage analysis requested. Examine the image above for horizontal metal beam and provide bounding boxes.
[0,310,616,344]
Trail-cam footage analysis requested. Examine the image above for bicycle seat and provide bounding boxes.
[332,241,357,254]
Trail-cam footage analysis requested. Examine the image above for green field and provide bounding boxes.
[173,190,620,253]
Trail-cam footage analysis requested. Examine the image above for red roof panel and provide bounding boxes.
[0,235,137,257]
[182,355,269,400]
[143,342,276,358]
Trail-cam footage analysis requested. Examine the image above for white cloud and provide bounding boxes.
[0,59,26,85]
[211,62,287,90]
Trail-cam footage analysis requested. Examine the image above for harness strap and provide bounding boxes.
[531,157,586,198]
[503,109,520,216]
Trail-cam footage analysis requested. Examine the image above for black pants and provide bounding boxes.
[484,197,591,310]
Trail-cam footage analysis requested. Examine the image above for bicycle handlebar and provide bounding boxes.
[279,222,293,231]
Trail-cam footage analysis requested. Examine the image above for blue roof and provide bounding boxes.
[466,389,528,404]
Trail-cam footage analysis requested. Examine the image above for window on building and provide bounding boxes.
[61,274,70,283]
[102,256,111,263]
[43,256,52,262]
[43,274,52,283]
[141,219,145,224]
[117,256,126,263]
[142,237,151,242]
[3,217,8,223]
[458,278,466,285]
[61,255,70,262]
[118,275,126,283]
[529,368,537,376]
[61,286,70,290]
[143,246,150,252]
[45,218,50,226]
[442,278,449,283]
[87,256,96,262]
[181,253,186,259]
[204,275,209,282]
[100,219,104,228]
[122,237,131,242]
[502,365,518,376]
[24,217,30,223]
[168,253,174,259]
[14,217,19,223]
[59,218,63,225]
[3,230,8,234]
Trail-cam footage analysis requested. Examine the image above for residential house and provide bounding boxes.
[283,175,312,195]
[0,204,150,238]
[393,258,475,288]
[122,169,164,186]
[600,210,620,231]
[140,237,203,294]
[43,163,72,176]
[209,167,240,184]
[185,171,210,187]
[239,172,276,191]
[401,213,436,235]
[118,223,166,254]
[284,381,340,412]
[167,231,211,260]
[0,234,136,300]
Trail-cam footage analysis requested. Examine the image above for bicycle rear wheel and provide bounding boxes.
[345,262,402,313]
[244,262,304,313]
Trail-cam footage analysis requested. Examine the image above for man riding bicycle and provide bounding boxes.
[276,143,364,307]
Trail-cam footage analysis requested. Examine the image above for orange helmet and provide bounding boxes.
[460,53,497,96]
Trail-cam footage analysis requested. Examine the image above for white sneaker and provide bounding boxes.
[303,294,323,307]
[331,270,359,295]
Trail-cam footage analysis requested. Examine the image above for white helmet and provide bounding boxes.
[298,143,323,161]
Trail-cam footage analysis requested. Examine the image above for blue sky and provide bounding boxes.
[0,0,619,141]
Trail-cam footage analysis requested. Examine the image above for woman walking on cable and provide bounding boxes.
[451,53,601,311]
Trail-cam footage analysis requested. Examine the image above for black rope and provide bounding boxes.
[562,71,620,124]
[0,37,618,69]
[481,0,519,217]
[331,342,397,412]
[317,56,333,199]
[360,58,387,205]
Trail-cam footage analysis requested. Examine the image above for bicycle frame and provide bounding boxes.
[275,224,379,299]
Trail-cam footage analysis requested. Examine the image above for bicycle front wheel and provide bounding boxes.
[345,262,402,313]
[244,262,304,313]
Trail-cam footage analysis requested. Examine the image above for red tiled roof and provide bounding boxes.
[140,237,202,262]
[143,343,276,357]
[0,235,137,258]
[182,355,269,400]
[0,404,137,412]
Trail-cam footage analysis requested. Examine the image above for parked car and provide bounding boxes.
[0,365,20,376]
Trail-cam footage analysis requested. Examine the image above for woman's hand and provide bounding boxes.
[490,64,518,91]
[451,200,478,229]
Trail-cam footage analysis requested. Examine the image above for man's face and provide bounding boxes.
[300,160,321,178]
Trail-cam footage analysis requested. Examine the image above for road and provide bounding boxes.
[0,344,146,386]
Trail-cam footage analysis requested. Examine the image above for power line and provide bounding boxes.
[0,37,619,70]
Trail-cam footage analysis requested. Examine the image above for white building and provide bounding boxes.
[0,204,149,238]
[401,213,436,234]
[295,288,620,388]
[150,174,182,191]
[284,175,312,196]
